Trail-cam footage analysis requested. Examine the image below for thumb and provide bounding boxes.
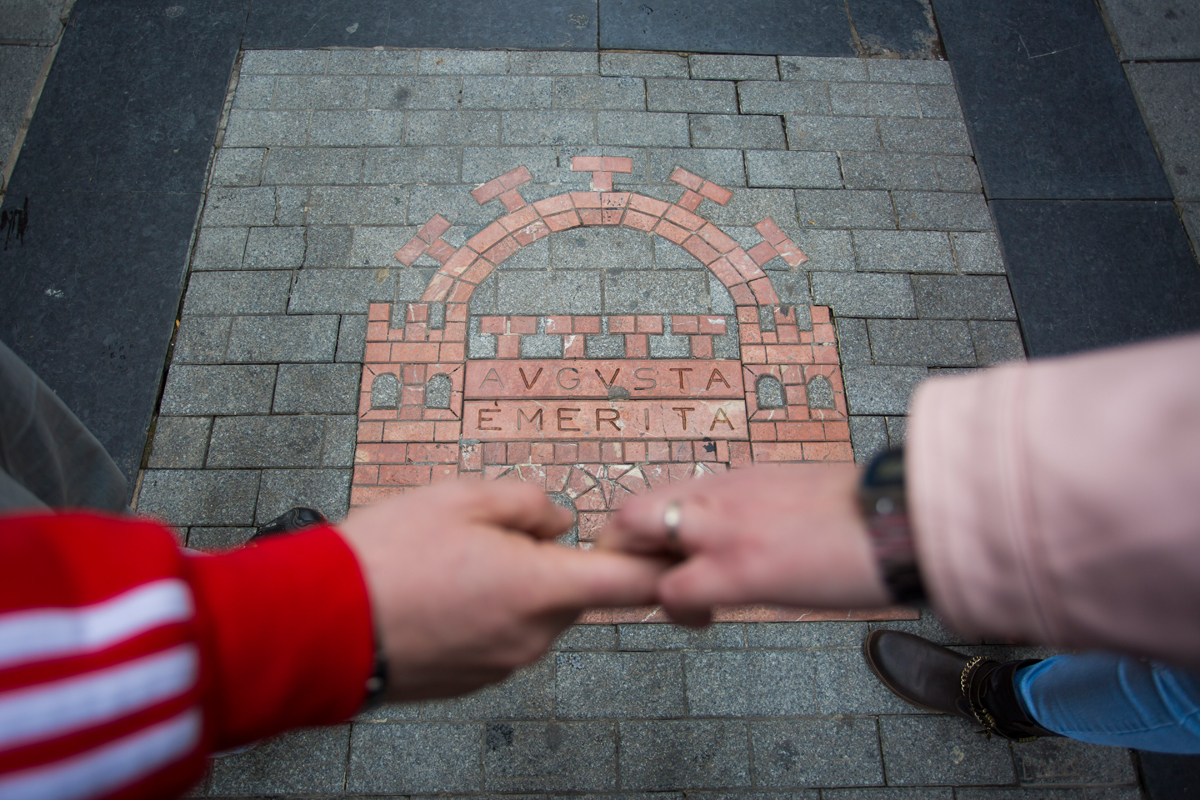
[536,546,665,608]
[658,555,746,612]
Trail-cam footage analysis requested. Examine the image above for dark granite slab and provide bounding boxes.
[0,190,203,485]
[244,0,598,50]
[845,0,940,59]
[932,0,1171,200]
[598,0,855,57]
[1140,751,1200,800]
[8,0,247,194]
[992,199,1200,357]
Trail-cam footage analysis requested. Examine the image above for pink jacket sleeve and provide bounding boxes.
[907,332,1200,668]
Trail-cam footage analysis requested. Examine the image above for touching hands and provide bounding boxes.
[336,480,663,701]
[599,464,891,626]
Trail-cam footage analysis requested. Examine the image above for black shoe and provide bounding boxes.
[863,629,1059,742]
[251,507,327,541]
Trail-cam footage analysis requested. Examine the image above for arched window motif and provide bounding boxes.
[425,373,451,409]
[755,374,786,409]
[370,373,399,409]
[807,375,836,410]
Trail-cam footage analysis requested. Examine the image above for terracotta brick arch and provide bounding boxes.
[351,163,887,623]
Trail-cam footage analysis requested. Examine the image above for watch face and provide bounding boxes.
[865,447,905,488]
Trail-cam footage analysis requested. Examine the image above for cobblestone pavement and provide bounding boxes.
[140,48,1136,797]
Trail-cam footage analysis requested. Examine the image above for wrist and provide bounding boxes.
[857,447,926,604]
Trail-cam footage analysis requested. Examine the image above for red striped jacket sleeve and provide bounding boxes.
[0,512,375,800]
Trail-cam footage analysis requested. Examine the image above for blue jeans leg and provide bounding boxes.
[1014,653,1200,753]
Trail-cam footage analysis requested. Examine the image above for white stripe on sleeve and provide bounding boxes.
[0,708,202,800]
[0,579,193,670]
[0,644,199,751]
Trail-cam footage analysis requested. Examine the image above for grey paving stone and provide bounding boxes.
[461,146,563,184]
[302,225,352,267]
[274,185,308,225]
[795,189,894,229]
[418,48,508,75]
[956,790,1088,800]
[603,270,709,314]
[148,416,212,469]
[917,85,963,119]
[842,366,928,414]
[555,652,685,718]
[307,187,409,225]
[867,60,953,85]
[853,230,953,273]
[325,49,419,76]
[879,715,1016,786]
[704,188,797,227]
[307,109,407,146]
[690,54,778,81]
[745,150,841,189]
[1124,63,1200,201]
[232,74,274,109]
[813,647,919,714]
[894,191,992,231]
[192,227,249,270]
[618,624,743,651]
[554,624,618,651]
[648,147,746,186]
[368,76,462,110]
[886,415,907,446]
[952,231,1005,274]
[830,82,920,117]
[685,650,814,717]
[240,50,328,75]
[484,721,616,792]
[553,76,645,110]
[867,319,975,367]
[598,111,690,147]
[912,275,1016,320]
[934,155,983,193]
[552,227,653,270]
[256,468,351,524]
[349,226,418,267]
[787,115,880,151]
[273,363,361,413]
[879,118,973,155]
[502,109,595,145]
[751,718,884,788]
[210,148,265,186]
[691,114,786,149]
[1101,0,1200,59]
[812,272,915,317]
[509,51,599,75]
[0,0,64,41]
[1013,736,1136,787]
[289,268,400,313]
[823,789,953,799]
[402,109,498,145]
[738,82,830,115]
[779,56,867,82]
[222,109,310,147]
[225,315,339,363]
[648,79,738,114]
[744,621,868,648]
[1182,202,1200,248]
[242,226,305,270]
[850,415,889,462]
[601,52,689,78]
[585,334,625,358]
[347,723,481,794]
[362,146,459,184]
[970,320,1026,365]
[336,314,367,362]
[840,152,938,191]
[137,469,259,527]
[186,526,254,551]
[461,75,552,109]
[619,720,751,790]
[869,608,982,645]
[272,75,368,109]
[320,416,357,468]
[209,726,349,796]
[207,415,326,468]
[781,229,850,273]
[160,365,276,416]
[173,316,231,363]
[836,317,872,364]
[356,700,422,722]
[650,324,693,358]
[519,330,564,358]
[494,271,601,315]
[200,187,279,226]
[423,657,554,720]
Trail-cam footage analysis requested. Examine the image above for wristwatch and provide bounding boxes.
[857,447,926,604]
[361,631,389,711]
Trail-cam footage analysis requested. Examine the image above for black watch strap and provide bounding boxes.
[361,633,389,711]
[858,447,926,604]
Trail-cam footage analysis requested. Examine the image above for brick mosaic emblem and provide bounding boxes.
[353,161,912,623]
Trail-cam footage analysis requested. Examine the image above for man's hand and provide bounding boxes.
[599,464,891,626]
[337,481,663,701]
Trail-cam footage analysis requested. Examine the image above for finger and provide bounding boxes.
[661,603,713,628]
[601,490,700,554]
[658,554,749,611]
[464,480,573,539]
[534,546,666,609]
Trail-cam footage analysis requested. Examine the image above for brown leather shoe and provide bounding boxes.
[863,629,1058,742]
